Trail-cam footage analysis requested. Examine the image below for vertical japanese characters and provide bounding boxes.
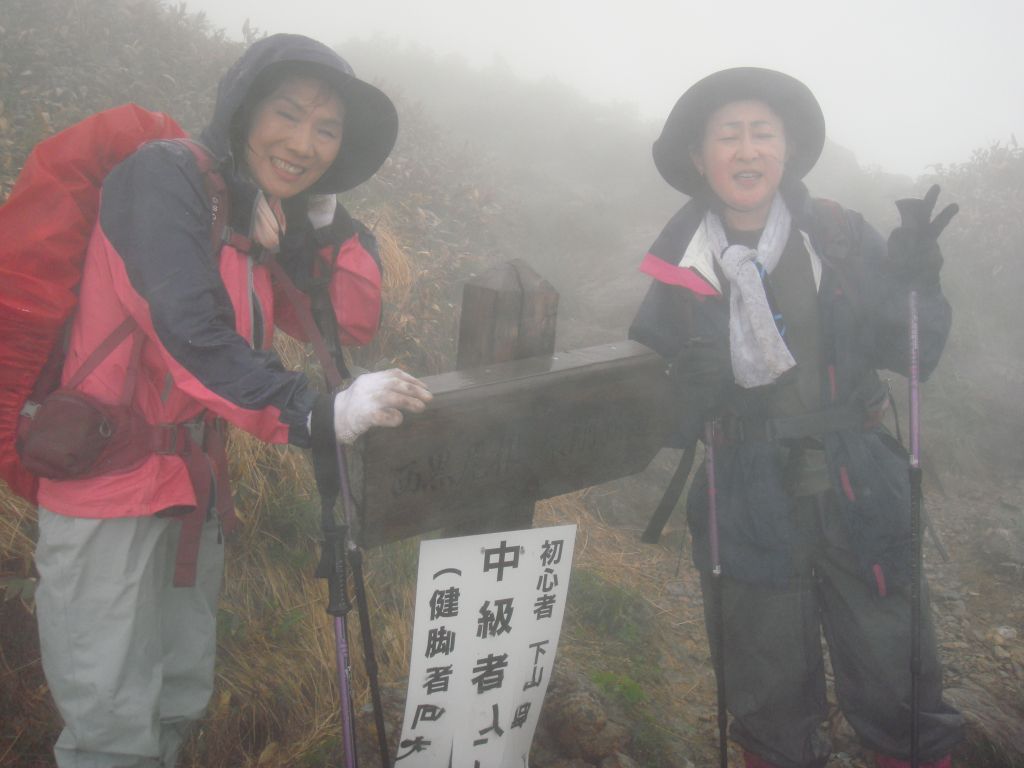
[396,525,577,768]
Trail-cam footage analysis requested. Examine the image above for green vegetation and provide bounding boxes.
[568,569,657,651]
[591,670,646,706]
[569,571,681,766]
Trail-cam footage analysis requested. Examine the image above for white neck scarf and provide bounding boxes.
[252,191,286,254]
[704,194,795,388]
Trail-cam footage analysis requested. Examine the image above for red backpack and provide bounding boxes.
[0,105,217,503]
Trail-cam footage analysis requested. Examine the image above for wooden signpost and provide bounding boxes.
[351,260,673,549]
[456,258,559,369]
[450,259,559,533]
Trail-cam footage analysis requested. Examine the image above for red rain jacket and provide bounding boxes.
[37,137,382,518]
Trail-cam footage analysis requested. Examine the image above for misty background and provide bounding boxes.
[175,0,1023,482]
[1,0,1019,481]
[2,1,1024,764]
[184,0,1022,178]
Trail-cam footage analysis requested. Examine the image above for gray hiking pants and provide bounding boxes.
[35,507,223,768]
[700,493,963,768]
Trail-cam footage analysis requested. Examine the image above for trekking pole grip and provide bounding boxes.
[321,522,352,618]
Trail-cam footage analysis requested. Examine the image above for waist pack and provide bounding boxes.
[15,316,203,480]
[19,391,151,480]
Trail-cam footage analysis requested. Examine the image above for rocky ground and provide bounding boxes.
[516,462,1024,768]
[339,463,1024,768]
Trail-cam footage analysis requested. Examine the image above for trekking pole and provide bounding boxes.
[336,441,391,767]
[311,408,392,768]
[705,418,728,768]
[271,261,391,766]
[908,290,922,768]
[310,398,359,768]
[325,532,356,768]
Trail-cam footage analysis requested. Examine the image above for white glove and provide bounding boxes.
[333,369,433,444]
[252,191,285,253]
[307,194,338,230]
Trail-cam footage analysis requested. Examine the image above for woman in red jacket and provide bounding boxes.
[33,34,431,767]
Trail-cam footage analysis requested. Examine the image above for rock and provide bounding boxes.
[979,527,1024,564]
[945,683,1024,762]
[600,752,639,768]
[998,562,1024,580]
[947,600,969,619]
[995,626,1019,642]
[665,580,690,597]
[828,753,860,768]
[545,691,631,763]
[548,692,606,758]
[579,719,631,764]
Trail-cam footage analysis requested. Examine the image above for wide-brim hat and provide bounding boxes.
[206,34,399,194]
[305,59,398,194]
[652,67,825,197]
[314,68,398,194]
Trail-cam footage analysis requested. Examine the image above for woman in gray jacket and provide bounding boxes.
[630,67,963,768]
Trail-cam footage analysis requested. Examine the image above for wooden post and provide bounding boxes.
[451,259,559,534]
[456,259,558,369]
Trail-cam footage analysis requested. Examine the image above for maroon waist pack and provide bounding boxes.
[17,389,169,479]
[16,317,195,480]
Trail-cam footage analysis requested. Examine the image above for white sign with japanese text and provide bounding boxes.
[395,524,577,768]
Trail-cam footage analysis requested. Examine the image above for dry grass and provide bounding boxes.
[1,439,713,766]
[374,214,414,305]
[536,492,713,719]
[173,487,713,766]
[0,487,33,570]
[347,209,461,376]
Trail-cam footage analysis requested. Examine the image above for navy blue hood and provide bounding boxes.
[201,34,398,195]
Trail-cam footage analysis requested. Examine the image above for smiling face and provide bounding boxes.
[691,99,788,231]
[244,75,345,200]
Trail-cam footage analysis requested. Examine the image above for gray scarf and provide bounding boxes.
[705,194,796,388]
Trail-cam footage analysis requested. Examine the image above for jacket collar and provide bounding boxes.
[674,189,823,293]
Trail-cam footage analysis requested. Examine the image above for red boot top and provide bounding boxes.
[744,750,783,768]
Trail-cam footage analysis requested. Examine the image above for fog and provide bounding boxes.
[2,3,1023,763]
[181,0,1022,178]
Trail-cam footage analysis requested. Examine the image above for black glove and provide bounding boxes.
[668,337,732,444]
[887,184,959,291]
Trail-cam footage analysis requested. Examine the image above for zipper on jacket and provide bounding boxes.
[247,256,265,349]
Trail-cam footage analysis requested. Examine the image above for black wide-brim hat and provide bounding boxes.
[206,33,399,194]
[312,62,399,193]
[652,67,825,197]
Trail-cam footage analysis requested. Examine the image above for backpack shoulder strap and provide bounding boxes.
[60,141,230,400]
[172,139,231,256]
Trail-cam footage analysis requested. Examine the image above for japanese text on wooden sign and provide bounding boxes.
[396,524,577,768]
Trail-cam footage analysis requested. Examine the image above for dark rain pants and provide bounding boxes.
[700,492,963,768]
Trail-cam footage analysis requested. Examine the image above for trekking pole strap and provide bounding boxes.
[642,440,698,544]
[268,260,346,391]
[350,549,391,766]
